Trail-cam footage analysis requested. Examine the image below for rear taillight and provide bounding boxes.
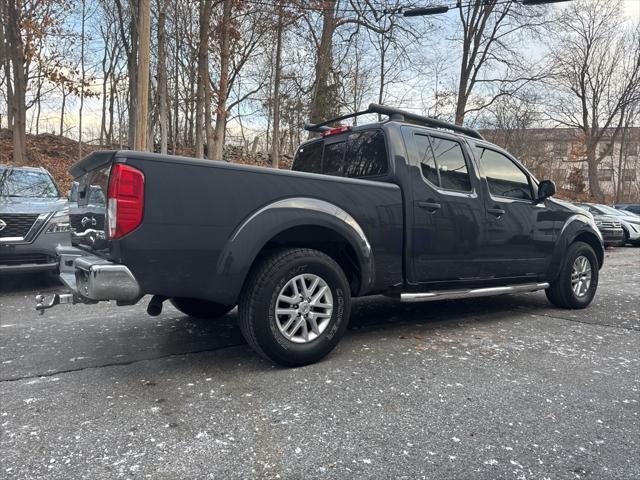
[107,163,144,239]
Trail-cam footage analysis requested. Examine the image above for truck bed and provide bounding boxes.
[71,151,404,305]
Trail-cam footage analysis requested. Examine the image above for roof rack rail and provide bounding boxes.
[304,103,484,140]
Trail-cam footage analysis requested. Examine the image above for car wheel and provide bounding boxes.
[170,297,234,319]
[238,248,351,367]
[622,228,629,246]
[545,241,598,309]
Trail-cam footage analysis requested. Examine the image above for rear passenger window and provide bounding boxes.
[413,134,471,192]
[292,130,388,178]
[477,148,533,200]
[414,135,439,186]
[292,140,323,173]
[344,130,388,178]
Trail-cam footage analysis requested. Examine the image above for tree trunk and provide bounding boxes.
[59,88,67,136]
[586,146,604,201]
[157,0,168,154]
[211,0,233,161]
[270,2,284,168]
[6,0,27,165]
[115,0,138,147]
[0,5,14,129]
[134,0,151,151]
[308,0,336,129]
[78,0,86,159]
[195,0,211,159]
[205,73,214,158]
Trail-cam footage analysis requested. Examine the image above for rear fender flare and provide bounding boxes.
[214,197,373,303]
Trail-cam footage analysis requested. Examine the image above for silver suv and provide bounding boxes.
[0,165,71,274]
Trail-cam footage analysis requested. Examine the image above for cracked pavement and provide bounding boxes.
[0,248,638,479]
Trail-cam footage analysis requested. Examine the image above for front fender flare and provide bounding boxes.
[212,197,374,304]
[547,214,604,281]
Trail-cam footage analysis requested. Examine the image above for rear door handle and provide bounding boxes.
[488,208,506,218]
[418,201,441,213]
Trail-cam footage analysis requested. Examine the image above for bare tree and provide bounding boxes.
[447,0,547,125]
[547,0,640,201]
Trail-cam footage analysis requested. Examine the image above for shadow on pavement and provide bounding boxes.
[0,272,61,295]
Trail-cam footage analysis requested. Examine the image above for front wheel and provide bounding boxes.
[545,241,598,309]
[238,248,351,367]
[170,297,234,319]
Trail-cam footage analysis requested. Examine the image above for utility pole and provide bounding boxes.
[134,0,151,151]
[271,1,284,168]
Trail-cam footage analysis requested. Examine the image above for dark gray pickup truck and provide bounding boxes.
[37,104,604,366]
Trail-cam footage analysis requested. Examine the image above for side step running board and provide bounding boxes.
[400,282,549,303]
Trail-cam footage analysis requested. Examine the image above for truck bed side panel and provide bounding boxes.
[114,155,404,304]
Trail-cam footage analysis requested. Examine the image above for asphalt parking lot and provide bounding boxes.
[1,248,638,479]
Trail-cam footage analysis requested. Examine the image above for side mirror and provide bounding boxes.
[536,179,556,203]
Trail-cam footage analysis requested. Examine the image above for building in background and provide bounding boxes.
[482,128,640,202]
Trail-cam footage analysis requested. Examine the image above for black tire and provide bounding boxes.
[238,248,351,367]
[622,228,630,246]
[545,241,598,309]
[170,297,234,319]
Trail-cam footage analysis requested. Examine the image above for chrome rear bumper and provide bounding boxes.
[36,247,141,313]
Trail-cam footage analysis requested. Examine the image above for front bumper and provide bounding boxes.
[0,231,69,274]
[57,246,141,302]
[598,227,625,246]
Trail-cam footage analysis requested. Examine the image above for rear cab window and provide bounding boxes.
[292,130,388,179]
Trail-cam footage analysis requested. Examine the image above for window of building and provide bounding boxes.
[599,143,612,156]
[552,142,566,157]
[598,168,613,181]
[622,168,637,182]
[477,148,533,200]
[625,143,639,156]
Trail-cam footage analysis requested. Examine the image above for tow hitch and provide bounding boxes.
[34,246,142,314]
[35,293,88,314]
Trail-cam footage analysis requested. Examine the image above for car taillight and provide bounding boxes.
[107,163,144,239]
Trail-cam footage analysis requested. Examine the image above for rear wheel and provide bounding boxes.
[238,248,351,367]
[545,241,598,309]
[170,297,234,319]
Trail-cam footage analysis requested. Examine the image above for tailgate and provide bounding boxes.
[69,151,116,251]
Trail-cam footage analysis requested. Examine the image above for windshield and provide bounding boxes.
[0,168,59,198]
[596,204,624,216]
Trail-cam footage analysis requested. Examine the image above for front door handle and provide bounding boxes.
[418,201,441,213]
[488,208,506,218]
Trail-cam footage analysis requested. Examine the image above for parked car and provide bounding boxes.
[614,203,640,215]
[590,203,640,246]
[574,203,635,246]
[36,104,604,366]
[0,166,71,274]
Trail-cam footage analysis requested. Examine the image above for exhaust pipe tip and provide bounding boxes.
[147,295,166,317]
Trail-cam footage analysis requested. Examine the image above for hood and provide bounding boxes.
[592,214,621,222]
[0,196,67,215]
[550,198,593,218]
